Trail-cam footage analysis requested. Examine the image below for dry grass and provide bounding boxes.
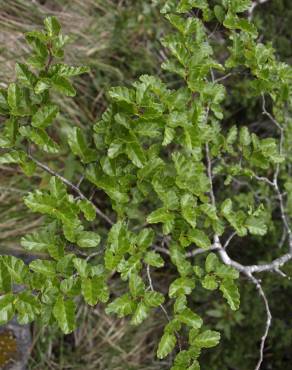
[29,305,172,370]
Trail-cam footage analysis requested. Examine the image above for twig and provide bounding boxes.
[214,73,233,83]
[28,154,114,226]
[248,0,269,20]
[154,244,220,258]
[146,264,155,292]
[253,175,274,187]
[248,274,272,370]
[146,265,171,322]
[262,95,292,250]
[223,231,237,249]
[205,143,216,208]
[146,264,181,350]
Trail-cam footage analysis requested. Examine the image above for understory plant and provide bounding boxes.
[0,1,291,369]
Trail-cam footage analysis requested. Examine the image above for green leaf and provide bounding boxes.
[177,0,209,13]
[24,190,81,228]
[16,63,37,87]
[47,243,64,260]
[131,302,149,325]
[188,229,211,249]
[81,276,109,306]
[220,279,240,310]
[7,83,28,115]
[57,254,75,277]
[29,259,57,277]
[31,104,59,129]
[0,150,25,165]
[49,176,67,200]
[21,229,61,253]
[163,127,175,146]
[129,274,145,298]
[205,253,220,273]
[76,231,101,248]
[86,165,129,204]
[136,228,154,250]
[60,276,81,296]
[0,255,28,283]
[0,150,36,176]
[125,141,146,168]
[44,16,61,37]
[109,86,134,105]
[147,208,174,224]
[200,204,218,221]
[53,297,76,334]
[0,116,19,148]
[0,89,9,113]
[67,127,97,163]
[245,216,268,236]
[161,0,177,14]
[174,295,187,313]
[35,78,51,94]
[73,258,89,278]
[117,256,142,281]
[144,251,164,268]
[181,194,197,228]
[193,330,221,348]
[50,64,90,77]
[177,308,203,329]
[202,274,218,290]
[106,294,136,318]
[169,277,195,298]
[239,127,251,146]
[223,0,252,13]
[78,199,96,221]
[0,260,12,292]
[19,126,59,153]
[144,291,165,308]
[215,265,239,280]
[157,332,176,359]
[214,5,225,22]
[170,246,192,276]
[15,292,41,325]
[51,76,76,97]
[0,294,14,325]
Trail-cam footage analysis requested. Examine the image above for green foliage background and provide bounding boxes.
[0,1,291,369]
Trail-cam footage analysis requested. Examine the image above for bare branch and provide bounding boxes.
[223,231,237,249]
[248,274,272,370]
[261,95,292,250]
[214,73,233,83]
[154,244,220,258]
[253,175,274,187]
[248,0,269,20]
[146,264,181,350]
[205,143,216,208]
[146,264,155,292]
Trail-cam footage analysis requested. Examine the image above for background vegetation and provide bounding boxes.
[0,0,291,369]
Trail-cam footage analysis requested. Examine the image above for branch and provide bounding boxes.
[205,143,216,208]
[154,244,220,258]
[218,244,292,274]
[248,274,272,370]
[28,154,114,226]
[146,264,182,350]
[262,95,292,250]
[214,73,233,83]
[248,0,269,20]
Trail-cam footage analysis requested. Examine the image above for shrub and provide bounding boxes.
[0,1,291,369]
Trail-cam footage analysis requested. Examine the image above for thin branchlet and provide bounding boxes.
[28,154,114,226]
